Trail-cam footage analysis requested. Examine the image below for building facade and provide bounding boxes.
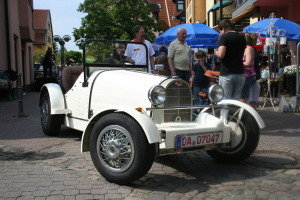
[0,0,35,90]
[150,0,182,30]
[33,10,54,54]
[232,0,300,24]
[206,0,235,28]
[186,0,206,23]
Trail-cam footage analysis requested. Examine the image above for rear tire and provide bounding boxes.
[206,106,260,163]
[90,113,156,184]
[40,92,63,136]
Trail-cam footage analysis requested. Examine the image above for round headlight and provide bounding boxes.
[148,86,166,105]
[208,84,224,104]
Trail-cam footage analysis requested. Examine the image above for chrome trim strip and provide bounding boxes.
[146,105,223,111]
[67,115,89,122]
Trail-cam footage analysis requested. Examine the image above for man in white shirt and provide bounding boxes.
[125,25,155,73]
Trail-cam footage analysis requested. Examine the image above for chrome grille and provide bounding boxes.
[163,81,192,122]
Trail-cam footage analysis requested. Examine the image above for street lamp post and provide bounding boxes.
[53,35,71,67]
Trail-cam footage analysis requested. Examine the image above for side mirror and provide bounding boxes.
[155,64,164,71]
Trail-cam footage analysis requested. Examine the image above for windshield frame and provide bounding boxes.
[81,39,149,87]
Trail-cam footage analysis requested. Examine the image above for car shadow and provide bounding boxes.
[0,146,65,161]
[129,152,269,194]
[57,126,83,141]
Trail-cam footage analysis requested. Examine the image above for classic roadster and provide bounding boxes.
[40,39,265,184]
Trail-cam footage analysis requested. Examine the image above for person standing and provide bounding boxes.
[190,51,211,105]
[241,33,257,103]
[106,43,126,64]
[42,47,55,78]
[215,19,246,100]
[124,25,155,73]
[154,46,171,76]
[168,28,191,82]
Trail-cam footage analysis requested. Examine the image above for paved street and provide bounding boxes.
[0,92,299,200]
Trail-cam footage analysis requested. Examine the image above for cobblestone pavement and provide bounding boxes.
[0,92,299,200]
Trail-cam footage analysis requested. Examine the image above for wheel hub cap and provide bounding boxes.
[228,121,243,148]
[106,140,121,159]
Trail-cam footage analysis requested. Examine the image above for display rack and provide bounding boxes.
[258,13,286,110]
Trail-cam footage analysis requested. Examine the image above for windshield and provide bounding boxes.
[81,39,150,78]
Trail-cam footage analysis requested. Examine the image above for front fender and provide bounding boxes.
[81,107,161,153]
[201,100,265,129]
[40,83,70,114]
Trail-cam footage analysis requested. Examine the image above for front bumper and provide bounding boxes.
[156,112,231,150]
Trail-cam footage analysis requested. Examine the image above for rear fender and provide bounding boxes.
[81,107,161,152]
[201,100,265,129]
[40,84,70,114]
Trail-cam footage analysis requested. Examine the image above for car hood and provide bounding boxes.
[90,70,168,109]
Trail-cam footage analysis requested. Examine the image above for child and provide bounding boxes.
[190,51,211,105]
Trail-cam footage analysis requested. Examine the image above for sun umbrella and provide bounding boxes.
[155,23,220,48]
[243,18,300,42]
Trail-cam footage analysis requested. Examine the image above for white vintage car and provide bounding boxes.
[40,39,265,184]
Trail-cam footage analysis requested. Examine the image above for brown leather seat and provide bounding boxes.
[61,66,83,93]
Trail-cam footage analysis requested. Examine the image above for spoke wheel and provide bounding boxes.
[206,106,260,163]
[90,113,156,184]
[97,125,134,173]
[41,98,49,128]
[40,92,63,136]
[223,108,247,153]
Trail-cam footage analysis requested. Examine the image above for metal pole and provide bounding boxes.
[17,72,26,117]
[61,45,64,67]
[296,42,300,96]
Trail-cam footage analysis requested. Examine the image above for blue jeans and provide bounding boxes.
[219,74,245,100]
[175,69,190,82]
[193,86,208,105]
[241,76,256,100]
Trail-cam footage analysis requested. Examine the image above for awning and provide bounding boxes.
[231,5,257,22]
[208,1,233,12]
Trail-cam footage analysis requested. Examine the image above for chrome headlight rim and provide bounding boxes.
[148,85,166,106]
[208,84,224,104]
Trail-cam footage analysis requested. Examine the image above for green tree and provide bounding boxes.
[33,48,45,63]
[65,50,83,65]
[73,0,162,42]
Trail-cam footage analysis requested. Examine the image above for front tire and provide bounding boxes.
[206,106,260,163]
[90,113,156,184]
[40,92,63,136]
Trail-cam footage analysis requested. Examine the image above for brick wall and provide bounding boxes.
[152,0,180,30]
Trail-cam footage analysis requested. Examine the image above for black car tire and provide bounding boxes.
[90,113,156,184]
[206,106,260,163]
[40,92,63,136]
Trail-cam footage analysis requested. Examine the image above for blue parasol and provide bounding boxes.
[243,18,300,42]
[155,23,220,48]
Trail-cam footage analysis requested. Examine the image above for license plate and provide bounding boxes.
[176,132,223,148]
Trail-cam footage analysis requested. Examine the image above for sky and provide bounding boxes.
[33,0,86,51]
